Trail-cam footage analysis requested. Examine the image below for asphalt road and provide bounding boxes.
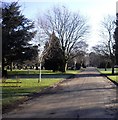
[3,67,118,119]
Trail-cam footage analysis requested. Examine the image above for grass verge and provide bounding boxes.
[98,68,118,84]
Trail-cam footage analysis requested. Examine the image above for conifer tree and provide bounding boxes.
[43,31,63,72]
[2,2,37,73]
[114,13,118,65]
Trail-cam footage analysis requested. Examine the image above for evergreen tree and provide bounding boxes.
[114,13,118,65]
[2,2,37,73]
[43,31,63,72]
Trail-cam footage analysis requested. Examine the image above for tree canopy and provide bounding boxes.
[36,6,89,72]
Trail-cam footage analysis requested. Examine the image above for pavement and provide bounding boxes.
[2,67,118,119]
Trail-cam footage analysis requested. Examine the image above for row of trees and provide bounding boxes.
[2,2,118,75]
[2,2,89,74]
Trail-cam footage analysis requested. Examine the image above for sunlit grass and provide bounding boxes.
[98,68,118,83]
[99,70,112,74]
[107,76,118,83]
[98,68,118,74]
[2,78,63,107]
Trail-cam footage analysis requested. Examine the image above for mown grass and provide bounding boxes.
[107,76,118,83]
[1,78,63,107]
[2,70,80,109]
[7,69,79,75]
[98,68,118,83]
[98,68,118,74]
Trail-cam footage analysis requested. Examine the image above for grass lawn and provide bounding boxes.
[98,68,118,74]
[1,78,63,108]
[98,68,118,83]
[2,70,80,110]
[7,69,80,75]
[107,76,118,83]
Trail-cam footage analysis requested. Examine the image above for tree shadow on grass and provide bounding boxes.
[8,74,75,79]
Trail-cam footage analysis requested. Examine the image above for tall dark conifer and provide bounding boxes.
[43,31,63,72]
[2,2,37,73]
[114,13,118,65]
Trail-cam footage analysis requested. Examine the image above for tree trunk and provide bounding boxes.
[105,62,108,71]
[53,69,56,72]
[10,62,13,71]
[112,66,114,75]
[111,59,115,75]
[65,62,67,71]
[62,61,67,73]
[35,64,38,70]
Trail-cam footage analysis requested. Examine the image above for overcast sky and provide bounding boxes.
[3,0,117,51]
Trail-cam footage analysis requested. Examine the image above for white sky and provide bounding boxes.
[3,0,117,51]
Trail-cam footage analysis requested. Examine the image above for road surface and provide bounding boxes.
[3,67,118,119]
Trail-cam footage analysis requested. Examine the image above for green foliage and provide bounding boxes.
[2,2,38,71]
[43,31,64,72]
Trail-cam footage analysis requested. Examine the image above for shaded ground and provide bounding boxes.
[7,74,75,79]
[2,67,118,119]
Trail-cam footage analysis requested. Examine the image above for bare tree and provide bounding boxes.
[36,6,89,72]
[98,15,115,73]
[92,45,111,69]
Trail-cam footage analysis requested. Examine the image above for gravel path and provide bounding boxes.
[3,67,118,119]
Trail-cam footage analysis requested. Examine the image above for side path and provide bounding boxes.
[3,67,118,119]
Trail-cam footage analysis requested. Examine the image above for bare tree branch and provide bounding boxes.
[100,15,115,57]
[36,6,89,62]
